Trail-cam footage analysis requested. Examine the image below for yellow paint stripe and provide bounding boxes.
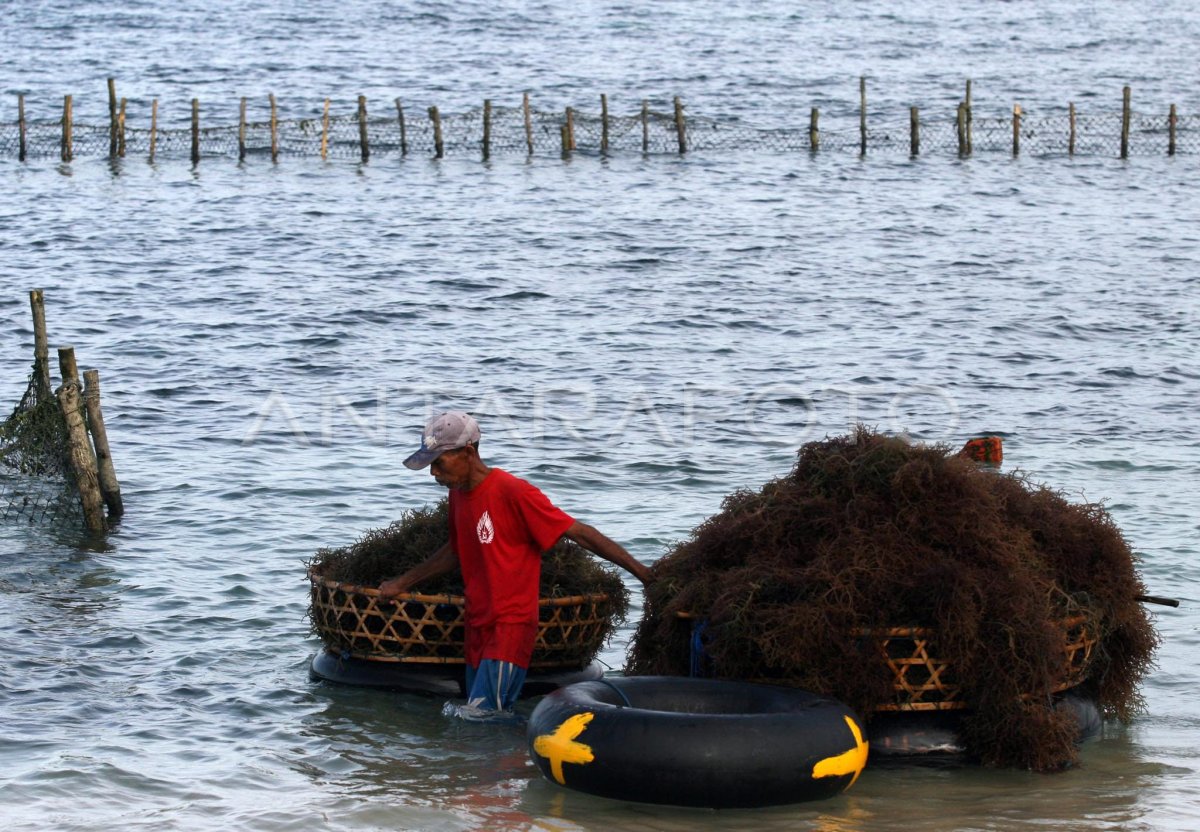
[812,715,869,790]
[533,712,596,785]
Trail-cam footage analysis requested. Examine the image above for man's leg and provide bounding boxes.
[465,658,528,712]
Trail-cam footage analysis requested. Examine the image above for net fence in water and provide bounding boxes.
[1,100,1195,161]
[0,359,81,527]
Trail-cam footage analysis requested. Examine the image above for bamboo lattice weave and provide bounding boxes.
[859,615,1098,712]
[308,572,613,668]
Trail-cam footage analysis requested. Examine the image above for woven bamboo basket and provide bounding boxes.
[857,614,1098,712]
[308,569,614,669]
[679,612,1098,712]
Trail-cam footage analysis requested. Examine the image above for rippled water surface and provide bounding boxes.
[2,3,1199,831]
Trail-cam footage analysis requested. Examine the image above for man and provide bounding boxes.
[378,411,652,721]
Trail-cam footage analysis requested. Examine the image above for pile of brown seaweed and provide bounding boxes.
[308,499,629,618]
[626,427,1158,771]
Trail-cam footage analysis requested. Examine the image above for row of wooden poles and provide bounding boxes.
[913,82,1181,158]
[28,290,123,534]
[16,79,689,163]
[11,78,1183,162]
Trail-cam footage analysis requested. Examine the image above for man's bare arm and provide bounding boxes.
[564,521,653,584]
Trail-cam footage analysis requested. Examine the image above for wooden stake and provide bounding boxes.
[108,78,118,157]
[358,95,370,162]
[859,76,867,155]
[1012,103,1021,156]
[56,347,104,534]
[29,290,51,401]
[59,344,79,386]
[1169,103,1177,156]
[641,99,649,152]
[1121,85,1131,159]
[956,102,967,157]
[909,106,919,156]
[238,97,247,162]
[117,98,126,157]
[1068,102,1076,156]
[62,95,73,162]
[523,92,533,156]
[965,79,973,155]
[673,96,686,154]
[430,106,444,158]
[809,107,819,152]
[270,93,279,162]
[560,123,569,156]
[83,369,123,519]
[482,98,492,160]
[566,107,576,151]
[601,93,609,154]
[191,98,200,165]
[149,99,158,162]
[395,98,407,156]
[321,98,330,160]
[18,93,27,162]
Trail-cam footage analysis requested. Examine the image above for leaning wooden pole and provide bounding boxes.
[62,95,73,162]
[56,347,105,534]
[29,290,51,400]
[83,369,123,519]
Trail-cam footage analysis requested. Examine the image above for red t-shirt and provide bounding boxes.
[448,468,575,629]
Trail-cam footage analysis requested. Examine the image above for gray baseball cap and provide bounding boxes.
[403,411,481,469]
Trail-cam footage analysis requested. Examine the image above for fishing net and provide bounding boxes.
[0,357,80,526]
[2,99,1195,160]
[626,427,1159,771]
[307,499,631,666]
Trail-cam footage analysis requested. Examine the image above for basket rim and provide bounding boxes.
[307,568,609,607]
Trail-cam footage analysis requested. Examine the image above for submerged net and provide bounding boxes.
[0,358,80,526]
[2,101,1195,160]
[626,427,1159,771]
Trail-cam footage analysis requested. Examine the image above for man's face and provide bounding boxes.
[430,446,473,489]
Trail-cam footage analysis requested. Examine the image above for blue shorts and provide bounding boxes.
[465,658,528,713]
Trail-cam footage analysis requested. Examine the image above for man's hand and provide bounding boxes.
[377,577,411,600]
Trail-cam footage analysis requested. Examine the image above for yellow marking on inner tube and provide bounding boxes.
[533,712,596,785]
[812,715,869,789]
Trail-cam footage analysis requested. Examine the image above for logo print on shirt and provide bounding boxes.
[476,510,495,544]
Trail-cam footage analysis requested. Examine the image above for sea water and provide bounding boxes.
[1,3,1198,830]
